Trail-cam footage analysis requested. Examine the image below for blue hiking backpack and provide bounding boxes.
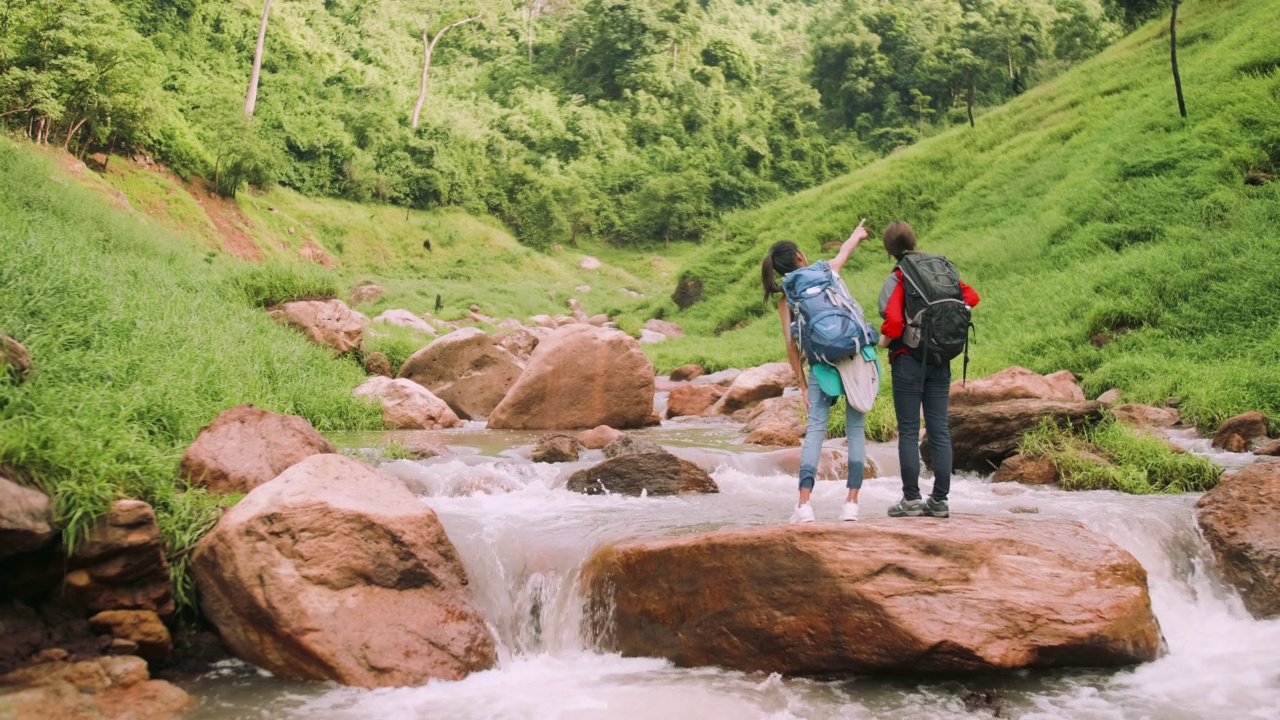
[782,261,878,365]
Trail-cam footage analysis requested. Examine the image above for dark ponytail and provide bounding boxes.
[762,240,800,304]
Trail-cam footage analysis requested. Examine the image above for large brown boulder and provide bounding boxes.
[991,454,1060,485]
[267,299,364,355]
[665,385,726,418]
[1211,412,1270,450]
[192,454,497,688]
[354,377,462,430]
[923,400,1105,474]
[742,396,805,447]
[950,367,1086,408]
[0,476,54,560]
[584,517,1162,675]
[0,655,191,720]
[709,363,796,415]
[64,501,173,619]
[567,453,718,496]
[179,405,336,494]
[397,328,524,421]
[488,325,655,431]
[1195,460,1280,618]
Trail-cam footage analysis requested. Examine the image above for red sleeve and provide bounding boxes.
[880,270,905,339]
[960,280,980,308]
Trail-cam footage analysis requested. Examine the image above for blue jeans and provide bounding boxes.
[890,354,952,501]
[799,367,866,491]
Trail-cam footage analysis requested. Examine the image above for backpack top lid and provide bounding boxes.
[781,260,835,304]
[896,252,963,301]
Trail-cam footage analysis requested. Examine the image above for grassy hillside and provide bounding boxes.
[656,0,1280,432]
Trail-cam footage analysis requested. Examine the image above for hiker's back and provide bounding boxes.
[782,261,875,365]
[895,252,972,367]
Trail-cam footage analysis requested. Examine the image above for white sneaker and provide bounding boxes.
[790,503,815,524]
[839,501,860,522]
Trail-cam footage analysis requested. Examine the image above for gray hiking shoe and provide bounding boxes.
[923,497,950,518]
[887,498,925,517]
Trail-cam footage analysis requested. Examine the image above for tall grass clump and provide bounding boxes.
[0,142,381,614]
[1018,418,1221,494]
[226,261,341,308]
[664,0,1280,430]
[363,324,433,375]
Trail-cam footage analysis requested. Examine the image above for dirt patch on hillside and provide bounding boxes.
[182,175,263,262]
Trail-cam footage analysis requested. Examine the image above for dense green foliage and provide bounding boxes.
[1019,418,1221,493]
[0,140,383,612]
[1,0,1123,249]
[654,0,1280,433]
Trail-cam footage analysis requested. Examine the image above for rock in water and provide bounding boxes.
[531,434,582,463]
[397,328,524,421]
[192,454,497,688]
[0,655,191,720]
[180,405,336,494]
[1196,460,1280,618]
[354,377,462,429]
[602,434,664,458]
[584,517,1162,675]
[487,325,655,430]
[1211,412,1270,450]
[577,425,624,450]
[568,453,717,496]
[709,363,796,415]
[665,385,727,418]
[922,399,1105,474]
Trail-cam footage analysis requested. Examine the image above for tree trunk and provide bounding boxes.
[245,0,274,117]
[411,15,478,129]
[966,82,975,128]
[1170,0,1187,118]
[526,5,535,62]
[63,118,87,150]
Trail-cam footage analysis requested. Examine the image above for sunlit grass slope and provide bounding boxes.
[658,0,1280,432]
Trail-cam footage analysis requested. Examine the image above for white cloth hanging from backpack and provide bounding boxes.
[834,348,879,414]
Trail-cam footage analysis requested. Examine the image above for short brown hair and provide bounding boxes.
[882,221,917,260]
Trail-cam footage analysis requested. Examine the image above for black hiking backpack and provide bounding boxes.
[897,252,975,380]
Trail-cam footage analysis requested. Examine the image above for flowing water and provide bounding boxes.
[183,412,1280,720]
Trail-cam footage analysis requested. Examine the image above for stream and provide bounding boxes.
[181,412,1280,719]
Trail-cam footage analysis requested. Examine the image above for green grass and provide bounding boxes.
[0,140,383,615]
[1018,418,1221,494]
[660,0,1280,434]
[363,324,434,376]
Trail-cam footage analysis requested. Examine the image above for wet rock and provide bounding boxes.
[643,319,684,340]
[1212,412,1270,450]
[950,367,1086,408]
[577,426,623,450]
[2,333,30,383]
[267,299,363,355]
[669,364,705,382]
[488,325,655,431]
[398,328,525,421]
[768,448,877,481]
[584,517,1162,675]
[531,434,582,463]
[922,400,1105,474]
[1111,404,1179,428]
[193,454,497,688]
[991,455,1059,485]
[180,404,336,494]
[567,453,717,496]
[364,351,393,377]
[1220,434,1247,453]
[88,611,171,661]
[372,309,437,335]
[743,397,805,433]
[603,435,664,459]
[0,654,191,720]
[709,363,796,415]
[348,284,384,306]
[1195,460,1280,619]
[1008,505,1040,514]
[665,385,727,419]
[1256,439,1280,457]
[64,501,173,619]
[744,424,801,447]
[1096,388,1123,405]
[0,477,54,560]
[354,377,462,430]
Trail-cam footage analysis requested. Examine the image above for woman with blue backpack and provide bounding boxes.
[761,220,879,523]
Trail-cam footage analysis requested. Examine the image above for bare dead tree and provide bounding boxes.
[245,0,275,117]
[1170,0,1187,118]
[410,14,479,129]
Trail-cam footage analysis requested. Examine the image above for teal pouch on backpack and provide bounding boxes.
[812,363,843,398]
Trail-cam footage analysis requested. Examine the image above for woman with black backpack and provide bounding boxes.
[761,220,875,523]
[876,221,980,519]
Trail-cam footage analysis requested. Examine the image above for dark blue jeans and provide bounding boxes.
[890,354,952,501]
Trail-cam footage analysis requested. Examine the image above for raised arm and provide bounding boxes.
[828,218,869,275]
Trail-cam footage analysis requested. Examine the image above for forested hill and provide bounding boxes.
[652,0,1280,431]
[3,0,1129,248]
